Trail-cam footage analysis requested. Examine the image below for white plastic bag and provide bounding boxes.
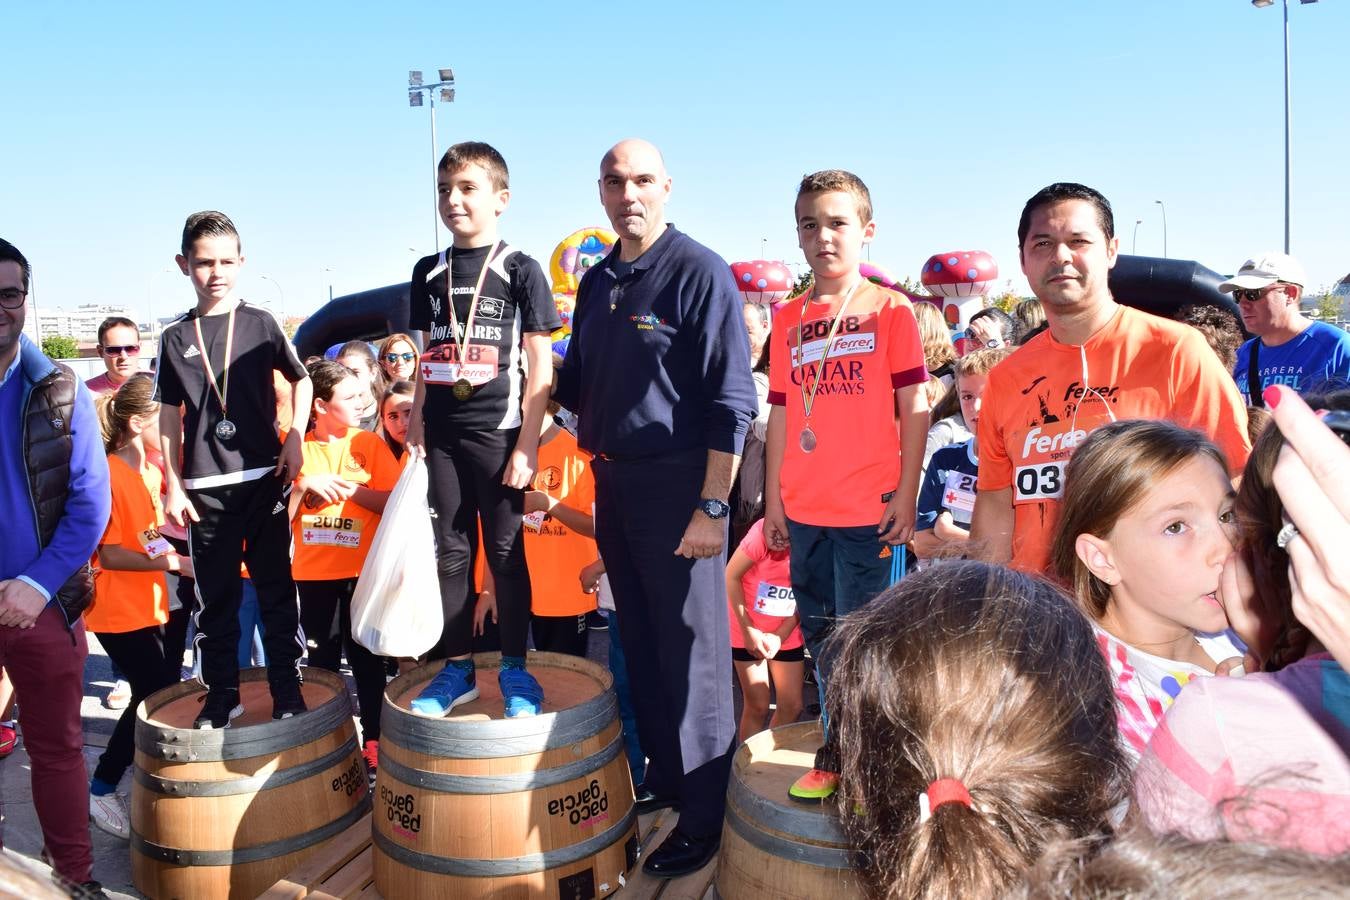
[350,454,442,657]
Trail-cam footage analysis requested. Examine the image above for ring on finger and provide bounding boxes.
[1276,521,1301,550]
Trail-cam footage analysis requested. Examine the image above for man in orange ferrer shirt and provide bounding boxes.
[970,183,1250,573]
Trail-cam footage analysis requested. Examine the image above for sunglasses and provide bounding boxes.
[1232,284,1286,303]
[384,352,417,363]
[102,345,141,356]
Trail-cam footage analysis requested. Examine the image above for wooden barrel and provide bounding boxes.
[716,721,860,899]
[131,668,371,900]
[373,651,638,899]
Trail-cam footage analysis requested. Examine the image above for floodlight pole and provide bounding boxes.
[409,68,456,255]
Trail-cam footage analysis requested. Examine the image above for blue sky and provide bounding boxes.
[7,1,1348,324]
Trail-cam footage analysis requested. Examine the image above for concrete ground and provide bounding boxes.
[1,622,814,898]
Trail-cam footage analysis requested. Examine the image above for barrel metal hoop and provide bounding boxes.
[379,732,623,795]
[382,691,617,758]
[133,739,359,797]
[723,799,853,870]
[727,773,848,845]
[372,803,636,876]
[134,673,352,761]
[131,794,372,867]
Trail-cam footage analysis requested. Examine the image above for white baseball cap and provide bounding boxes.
[1218,252,1307,292]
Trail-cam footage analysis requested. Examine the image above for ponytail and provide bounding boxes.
[829,561,1127,899]
[96,374,157,453]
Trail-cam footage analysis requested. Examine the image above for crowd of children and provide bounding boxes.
[14,141,1344,898]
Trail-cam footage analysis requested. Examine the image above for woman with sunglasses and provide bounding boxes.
[377,333,419,383]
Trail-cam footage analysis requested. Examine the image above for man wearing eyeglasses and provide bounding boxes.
[0,238,113,897]
[1219,253,1350,407]
[85,316,143,396]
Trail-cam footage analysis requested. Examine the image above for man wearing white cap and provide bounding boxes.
[1219,252,1350,406]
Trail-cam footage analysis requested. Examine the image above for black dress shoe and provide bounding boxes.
[642,828,720,878]
[633,784,681,816]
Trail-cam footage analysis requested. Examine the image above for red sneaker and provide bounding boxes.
[789,767,838,804]
[362,739,379,775]
[0,723,16,758]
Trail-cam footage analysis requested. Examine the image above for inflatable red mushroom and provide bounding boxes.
[921,251,998,298]
[731,260,793,305]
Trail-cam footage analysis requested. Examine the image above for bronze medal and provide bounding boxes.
[453,378,473,401]
[799,426,817,453]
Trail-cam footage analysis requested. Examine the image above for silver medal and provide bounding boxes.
[799,426,817,453]
[215,419,237,440]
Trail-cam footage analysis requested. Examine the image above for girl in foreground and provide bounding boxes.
[87,375,192,838]
[830,561,1126,900]
[1050,420,1245,760]
[1132,388,1350,854]
[292,360,399,774]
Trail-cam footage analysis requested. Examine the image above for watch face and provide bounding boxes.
[702,499,730,519]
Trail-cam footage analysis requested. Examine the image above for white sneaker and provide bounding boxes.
[89,792,130,840]
[105,680,131,710]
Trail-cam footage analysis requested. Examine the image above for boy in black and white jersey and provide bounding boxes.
[155,211,313,729]
[405,142,560,719]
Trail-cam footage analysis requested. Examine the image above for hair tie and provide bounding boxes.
[918,777,972,823]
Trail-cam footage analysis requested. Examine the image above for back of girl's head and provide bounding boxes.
[830,560,1126,900]
[1014,297,1045,340]
[1050,420,1228,619]
[337,340,376,368]
[307,358,355,403]
[1014,827,1350,900]
[1236,388,1350,669]
[95,373,157,453]
[912,301,956,370]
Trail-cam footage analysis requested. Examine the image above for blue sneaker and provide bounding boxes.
[499,667,544,718]
[409,664,478,717]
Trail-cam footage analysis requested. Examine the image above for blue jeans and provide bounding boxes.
[238,578,267,669]
[786,518,892,765]
[602,609,645,786]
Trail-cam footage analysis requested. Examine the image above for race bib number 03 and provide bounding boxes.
[754,582,797,617]
[1014,462,1065,502]
[300,514,363,547]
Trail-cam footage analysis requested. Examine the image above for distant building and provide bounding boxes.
[33,303,141,341]
[1334,273,1350,300]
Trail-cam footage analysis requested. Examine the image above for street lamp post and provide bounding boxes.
[1154,200,1168,257]
[408,68,456,254]
[1251,0,1318,254]
[259,274,285,320]
[1132,219,1142,255]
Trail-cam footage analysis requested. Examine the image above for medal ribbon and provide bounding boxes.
[443,240,501,373]
[192,303,236,423]
[795,279,862,422]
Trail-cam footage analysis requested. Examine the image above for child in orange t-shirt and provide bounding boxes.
[292,361,399,774]
[476,403,597,658]
[87,375,193,839]
[764,170,930,802]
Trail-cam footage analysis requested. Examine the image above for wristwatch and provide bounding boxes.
[699,498,731,520]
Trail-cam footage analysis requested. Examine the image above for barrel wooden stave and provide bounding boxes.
[373,652,637,899]
[131,668,370,900]
[715,721,861,899]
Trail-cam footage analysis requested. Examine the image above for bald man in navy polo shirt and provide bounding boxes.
[554,139,757,878]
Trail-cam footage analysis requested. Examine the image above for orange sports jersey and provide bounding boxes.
[291,427,400,581]
[473,428,599,617]
[977,304,1251,574]
[767,281,927,526]
[88,455,169,634]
